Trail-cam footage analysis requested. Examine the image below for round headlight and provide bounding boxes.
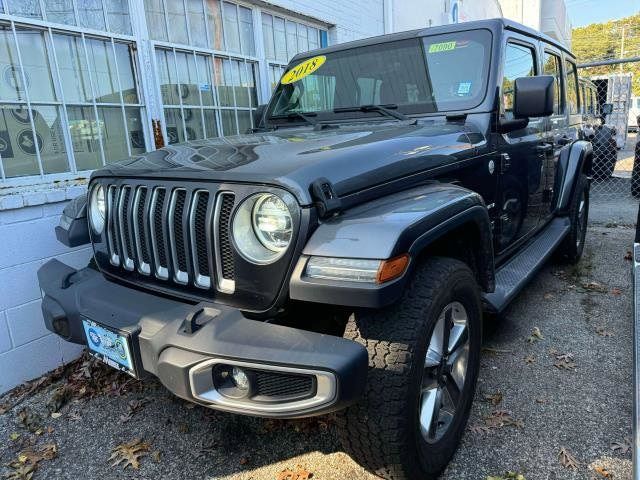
[232,193,293,264]
[89,185,106,235]
[252,194,292,252]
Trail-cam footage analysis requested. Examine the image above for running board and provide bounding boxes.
[483,217,571,313]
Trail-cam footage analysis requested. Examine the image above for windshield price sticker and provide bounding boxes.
[428,41,457,53]
[281,55,326,85]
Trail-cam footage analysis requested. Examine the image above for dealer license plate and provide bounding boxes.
[82,318,137,377]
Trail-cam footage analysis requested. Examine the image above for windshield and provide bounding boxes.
[267,29,492,122]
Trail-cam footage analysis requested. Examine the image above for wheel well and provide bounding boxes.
[414,222,485,288]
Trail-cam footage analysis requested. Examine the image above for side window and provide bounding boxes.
[542,52,563,115]
[502,42,537,120]
[565,59,579,114]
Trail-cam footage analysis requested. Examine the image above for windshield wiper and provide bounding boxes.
[333,104,411,121]
[269,111,318,126]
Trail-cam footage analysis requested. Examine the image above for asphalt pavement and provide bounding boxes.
[0,200,635,480]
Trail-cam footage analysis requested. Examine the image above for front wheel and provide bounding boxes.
[555,173,589,263]
[337,257,482,480]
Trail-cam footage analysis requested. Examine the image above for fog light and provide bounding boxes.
[212,364,253,399]
[232,367,250,390]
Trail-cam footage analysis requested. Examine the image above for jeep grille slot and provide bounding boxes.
[103,183,238,294]
[213,192,235,293]
[106,185,120,266]
[150,187,169,280]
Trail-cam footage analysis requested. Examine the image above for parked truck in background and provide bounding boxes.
[590,73,632,148]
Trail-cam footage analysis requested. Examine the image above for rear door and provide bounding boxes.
[540,46,567,220]
[496,36,547,253]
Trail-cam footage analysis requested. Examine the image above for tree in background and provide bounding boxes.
[572,14,640,96]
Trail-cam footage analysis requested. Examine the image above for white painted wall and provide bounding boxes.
[498,0,572,46]
[264,0,386,43]
[0,187,91,393]
[392,0,503,32]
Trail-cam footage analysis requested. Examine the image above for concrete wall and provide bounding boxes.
[392,0,502,31]
[0,186,91,394]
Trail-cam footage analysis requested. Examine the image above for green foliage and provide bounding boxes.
[572,14,640,95]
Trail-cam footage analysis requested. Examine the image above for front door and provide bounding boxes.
[496,38,547,254]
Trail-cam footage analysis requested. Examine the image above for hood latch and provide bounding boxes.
[310,177,342,219]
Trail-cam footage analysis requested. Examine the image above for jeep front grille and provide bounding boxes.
[106,183,236,293]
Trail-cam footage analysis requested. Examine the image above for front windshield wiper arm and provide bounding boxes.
[269,111,318,126]
[333,104,411,121]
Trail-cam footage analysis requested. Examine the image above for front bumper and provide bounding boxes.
[37,259,368,418]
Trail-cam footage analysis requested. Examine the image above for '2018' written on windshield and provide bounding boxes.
[281,55,327,84]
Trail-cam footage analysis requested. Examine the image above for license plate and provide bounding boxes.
[82,318,137,377]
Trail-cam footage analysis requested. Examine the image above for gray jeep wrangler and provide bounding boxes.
[39,18,591,480]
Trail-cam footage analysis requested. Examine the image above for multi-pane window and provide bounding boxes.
[0,23,145,179]
[262,13,326,91]
[145,0,254,55]
[3,0,132,35]
[156,48,257,142]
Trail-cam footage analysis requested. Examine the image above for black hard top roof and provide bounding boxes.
[291,18,574,62]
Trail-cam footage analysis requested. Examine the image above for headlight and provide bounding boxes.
[232,193,293,264]
[89,184,106,235]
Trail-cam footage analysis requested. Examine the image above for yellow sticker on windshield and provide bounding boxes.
[281,55,326,85]
[428,41,456,53]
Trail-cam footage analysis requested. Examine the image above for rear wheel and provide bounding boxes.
[337,257,482,480]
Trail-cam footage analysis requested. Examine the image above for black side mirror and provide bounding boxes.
[513,75,555,119]
[55,194,90,247]
[252,104,267,129]
[602,103,613,115]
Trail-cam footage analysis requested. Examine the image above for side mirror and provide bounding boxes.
[513,75,555,119]
[55,194,90,247]
[252,104,267,129]
[602,103,613,115]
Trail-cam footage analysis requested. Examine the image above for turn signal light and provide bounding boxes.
[376,254,410,284]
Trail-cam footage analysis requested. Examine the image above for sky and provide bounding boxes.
[567,0,640,27]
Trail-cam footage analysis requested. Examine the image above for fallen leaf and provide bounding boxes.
[484,410,524,429]
[593,465,612,478]
[527,327,543,343]
[152,450,162,462]
[277,465,313,480]
[486,473,526,480]
[483,392,503,406]
[535,398,547,404]
[47,385,72,413]
[611,288,622,295]
[610,436,632,455]
[3,462,35,480]
[50,412,62,419]
[581,281,608,293]
[109,438,150,470]
[543,292,554,300]
[558,446,579,469]
[9,432,20,441]
[552,352,577,371]
[239,457,248,465]
[624,251,633,261]
[595,326,613,337]
[524,355,535,364]
[16,408,43,433]
[469,423,492,435]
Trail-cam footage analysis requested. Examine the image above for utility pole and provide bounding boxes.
[620,24,626,73]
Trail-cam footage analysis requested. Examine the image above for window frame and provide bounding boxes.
[563,56,580,117]
[500,38,539,118]
[542,48,565,117]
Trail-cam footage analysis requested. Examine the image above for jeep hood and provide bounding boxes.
[94,121,480,206]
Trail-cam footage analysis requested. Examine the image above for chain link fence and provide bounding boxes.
[589,129,637,200]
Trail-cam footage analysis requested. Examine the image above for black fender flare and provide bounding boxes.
[289,183,495,308]
[554,140,592,214]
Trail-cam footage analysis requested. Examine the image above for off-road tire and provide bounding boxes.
[555,173,589,263]
[336,257,482,480]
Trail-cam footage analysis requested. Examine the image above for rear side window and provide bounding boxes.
[543,52,563,115]
[502,42,536,119]
[565,60,579,114]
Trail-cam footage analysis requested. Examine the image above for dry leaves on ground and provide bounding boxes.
[482,392,503,406]
[5,443,58,480]
[611,287,622,296]
[527,327,544,344]
[524,355,535,364]
[558,447,580,469]
[109,438,151,470]
[277,466,313,480]
[552,352,577,371]
[486,473,526,480]
[468,409,525,435]
[16,408,43,434]
[119,397,151,423]
[595,326,613,337]
[593,465,613,478]
[610,436,632,455]
[624,250,633,261]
